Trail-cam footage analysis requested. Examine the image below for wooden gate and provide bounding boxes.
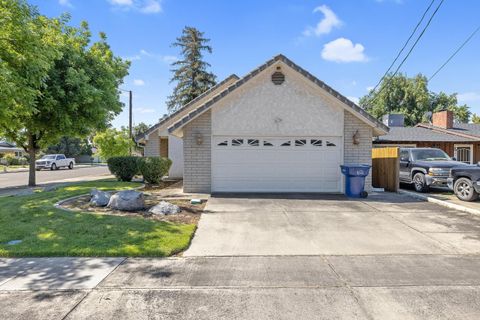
[372,147,399,192]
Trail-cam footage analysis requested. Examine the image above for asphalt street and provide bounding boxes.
[0,166,111,189]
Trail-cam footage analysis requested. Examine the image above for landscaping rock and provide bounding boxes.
[149,201,181,215]
[107,190,145,211]
[90,189,111,207]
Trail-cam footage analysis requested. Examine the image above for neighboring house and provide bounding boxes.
[0,141,25,158]
[140,54,388,193]
[375,110,480,164]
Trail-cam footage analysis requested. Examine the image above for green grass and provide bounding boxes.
[0,180,196,257]
[0,165,28,170]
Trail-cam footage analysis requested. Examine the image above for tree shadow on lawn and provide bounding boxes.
[0,181,196,259]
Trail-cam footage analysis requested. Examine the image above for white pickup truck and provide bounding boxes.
[35,154,75,171]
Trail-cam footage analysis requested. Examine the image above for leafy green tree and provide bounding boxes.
[472,114,480,124]
[0,2,129,186]
[166,26,216,113]
[360,73,471,126]
[134,122,150,137]
[44,137,92,158]
[93,128,134,160]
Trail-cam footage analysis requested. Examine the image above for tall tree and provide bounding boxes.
[359,73,471,126]
[0,2,129,186]
[166,26,216,113]
[133,122,150,137]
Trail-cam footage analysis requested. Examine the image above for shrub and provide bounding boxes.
[107,156,140,182]
[138,157,172,185]
[4,154,16,165]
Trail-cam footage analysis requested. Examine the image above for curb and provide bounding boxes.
[398,189,480,216]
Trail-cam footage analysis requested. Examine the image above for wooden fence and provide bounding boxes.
[372,147,400,192]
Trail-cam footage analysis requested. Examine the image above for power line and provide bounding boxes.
[369,0,445,103]
[370,0,436,93]
[429,25,480,81]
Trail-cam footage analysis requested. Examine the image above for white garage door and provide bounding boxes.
[212,136,343,192]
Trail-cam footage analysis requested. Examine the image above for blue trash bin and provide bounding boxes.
[340,164,371,198]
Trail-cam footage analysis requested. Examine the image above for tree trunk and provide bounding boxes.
[27,134,36,187]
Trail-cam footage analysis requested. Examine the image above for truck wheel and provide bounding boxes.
[454,178,479,202]
[68,162,74,170]
[51,163,57,171]
[413,173,429,193]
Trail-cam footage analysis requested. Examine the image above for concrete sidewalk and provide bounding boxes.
[3,256,480,319]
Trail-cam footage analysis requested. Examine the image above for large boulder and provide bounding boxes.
[149,201,181,215]
[107,190,145,211]
[90,189,111,207]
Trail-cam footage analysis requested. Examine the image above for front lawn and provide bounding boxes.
[0,180,196,257]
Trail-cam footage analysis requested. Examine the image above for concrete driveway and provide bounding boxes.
[5,192,480,319]
[185,192,476,256]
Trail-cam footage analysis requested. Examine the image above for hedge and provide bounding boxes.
[107,156,140,182]
[138,157,172,185]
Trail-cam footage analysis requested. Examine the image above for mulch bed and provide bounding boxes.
[60,192,206,225]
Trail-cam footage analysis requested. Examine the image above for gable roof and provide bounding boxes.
[168,54,389,136]
[135,74,240,142]
[375,126,477,142]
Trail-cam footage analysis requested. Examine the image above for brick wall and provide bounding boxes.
[144,133,160,156]
[344,111,373,191]
[432,110,453,129]
[183,111,211,193]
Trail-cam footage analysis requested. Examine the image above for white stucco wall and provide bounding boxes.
[144,128,184,179]
[168,134,184,178]
[211,65,344,137]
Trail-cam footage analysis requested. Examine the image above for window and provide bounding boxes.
[14,151,22,157]
[295,139,307,146]
[326,141,336,147]
[280,141,291,146]
[231,139,244,146]
[57,155,65,160]
[263,140,273,147]
[310,139,322,147]
[217,140,228,146]
[248,139,259,146]
[400,150,409,162]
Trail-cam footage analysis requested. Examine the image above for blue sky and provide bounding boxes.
[30,0,480,128]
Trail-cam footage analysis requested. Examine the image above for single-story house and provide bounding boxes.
[375,110,480,164]
[0,141,25,158]
[138,54,389,193]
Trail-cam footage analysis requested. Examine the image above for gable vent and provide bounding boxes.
[271,72,285,85]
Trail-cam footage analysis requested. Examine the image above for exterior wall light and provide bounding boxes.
[353,129,360,145]
[195,132,203,145]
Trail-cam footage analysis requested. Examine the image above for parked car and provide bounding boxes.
[447,166,480,201]
[400,147,468,193]
[35,154,75,171]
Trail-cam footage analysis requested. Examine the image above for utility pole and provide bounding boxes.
[129,90,133,155]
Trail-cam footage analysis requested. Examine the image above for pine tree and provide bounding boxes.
[167,26,216,113]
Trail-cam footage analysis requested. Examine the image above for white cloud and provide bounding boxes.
[58,0,73,7]
[133,107,155,114]
[140,0,162,13]
[133,79,145,86]
[321,38,369,63]
[109,0,133,5]
[107,0,161,14]
[125,49,177,64]
[303,5,342,37]
[458,92,480,104]
[347,96,359,104]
